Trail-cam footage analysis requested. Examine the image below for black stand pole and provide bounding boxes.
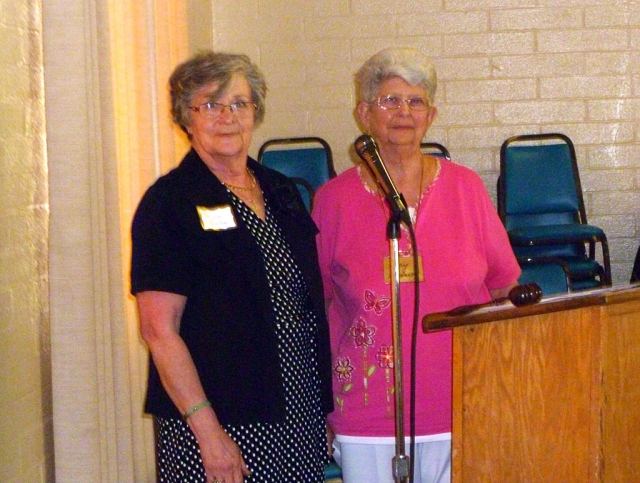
[388,217,410,483]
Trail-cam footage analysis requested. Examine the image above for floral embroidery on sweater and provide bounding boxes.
[349,316,376,406]
[334,290,395,412]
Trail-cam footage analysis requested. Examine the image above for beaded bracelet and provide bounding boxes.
[182,399,211,420]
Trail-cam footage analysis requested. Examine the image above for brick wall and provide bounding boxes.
[212,0,640,284]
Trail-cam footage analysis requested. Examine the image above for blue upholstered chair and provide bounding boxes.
[631,243,640,284]
[258,137,336,212]
[498,133,611,291]
[324,458,342,482]
[517,257,572,296]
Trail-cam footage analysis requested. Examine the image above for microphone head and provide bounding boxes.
[354,134,376,158]
[353,133,412,225]
[508,283,543,307]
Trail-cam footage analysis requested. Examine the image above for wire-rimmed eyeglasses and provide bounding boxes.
[189,101,257,118]
[374,95,431,111]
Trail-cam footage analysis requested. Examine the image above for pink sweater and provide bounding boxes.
[312,160,520,437]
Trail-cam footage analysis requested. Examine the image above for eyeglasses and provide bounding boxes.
[374,95,431,111]
[189,101,257,118]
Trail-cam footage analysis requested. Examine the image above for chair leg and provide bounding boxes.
[600,238,612,286]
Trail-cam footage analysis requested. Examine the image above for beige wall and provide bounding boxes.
[212,0,640,285]
[0,0,52,481]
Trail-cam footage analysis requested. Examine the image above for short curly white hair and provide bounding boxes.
[355,47,437,105]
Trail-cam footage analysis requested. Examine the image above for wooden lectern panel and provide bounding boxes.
[599,298,640,482]
[424,286,640,483]
[454,307,598,482]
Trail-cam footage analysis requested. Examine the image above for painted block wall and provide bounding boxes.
[211,0,640,284]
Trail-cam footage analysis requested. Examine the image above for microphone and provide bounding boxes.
[354,134,412,225]
[423,283,543,321]
[507,282,543,307]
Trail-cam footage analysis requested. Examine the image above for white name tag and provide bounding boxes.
[197,205,237,231]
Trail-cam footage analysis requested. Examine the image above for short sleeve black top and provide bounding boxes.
[130,149,333,424]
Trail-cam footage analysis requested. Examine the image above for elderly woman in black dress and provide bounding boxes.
[130,51,333,483]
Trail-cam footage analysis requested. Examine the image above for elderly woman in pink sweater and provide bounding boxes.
[312,47,520,483]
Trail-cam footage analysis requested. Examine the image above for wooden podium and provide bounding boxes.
[423,285,640,483]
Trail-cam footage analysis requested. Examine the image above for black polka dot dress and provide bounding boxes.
[155,193,328,483]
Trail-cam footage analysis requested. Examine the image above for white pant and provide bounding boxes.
[333,439,451,483]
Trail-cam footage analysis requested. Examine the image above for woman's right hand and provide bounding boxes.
[189,406,251,483]
[136,291,252,482]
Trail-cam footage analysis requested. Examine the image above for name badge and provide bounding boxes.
[197,205,237,231]
[383,256,424,283]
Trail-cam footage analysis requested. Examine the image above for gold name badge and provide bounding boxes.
[197,205,237,231]
[383,256,424,283]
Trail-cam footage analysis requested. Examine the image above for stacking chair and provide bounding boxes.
[420,141,451,160]
[518,257,572,296]
[498,133,612,291]
[323,458,342,482]
[631,243,640,283]
[257,136,336,211]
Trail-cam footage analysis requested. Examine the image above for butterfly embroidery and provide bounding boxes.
[364,289,391,315]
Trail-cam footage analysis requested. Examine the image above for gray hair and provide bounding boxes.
[169,50,267,135]
[355,47,437,105]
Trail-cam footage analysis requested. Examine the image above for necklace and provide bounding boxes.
[371,157,428,256]
[219,167,257,191]
[220,168,262,214]
[373,158,425,224]
[410,158,426,224]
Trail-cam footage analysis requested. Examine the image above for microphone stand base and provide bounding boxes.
[392,454,410,482]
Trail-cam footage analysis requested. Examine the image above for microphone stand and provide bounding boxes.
[387,212,410,483]
[354,134,413,482]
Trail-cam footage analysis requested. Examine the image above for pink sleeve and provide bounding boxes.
[311,185,336,301]
[477,181,521,290]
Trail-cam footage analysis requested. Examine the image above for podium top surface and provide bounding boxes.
[423,284,640,332]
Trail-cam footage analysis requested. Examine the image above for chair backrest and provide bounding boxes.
[499,133,587,231]
[517,258,571,296]
[420,142,451,160]
[290,177,314,212]
[257,137,336,193]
